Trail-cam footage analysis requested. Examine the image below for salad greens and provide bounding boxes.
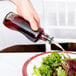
[56,67,67,76]
[32,65,52,76]
[42,52,62,69]
[32,52,68,76]
[32,65,41,76]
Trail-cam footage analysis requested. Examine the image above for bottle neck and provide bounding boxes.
[40,33,54,44]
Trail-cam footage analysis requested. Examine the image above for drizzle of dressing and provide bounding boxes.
[52,41,71,59]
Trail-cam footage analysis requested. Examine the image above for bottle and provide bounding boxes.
[3,12,53,43]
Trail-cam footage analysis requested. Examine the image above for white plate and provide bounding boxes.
[22,51,76,76]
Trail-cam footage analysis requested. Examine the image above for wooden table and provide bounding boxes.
[0,43,76,52]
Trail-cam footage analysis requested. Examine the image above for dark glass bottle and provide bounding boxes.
[3,12,53,43]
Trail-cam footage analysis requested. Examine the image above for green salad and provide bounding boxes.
[32,52,76,76]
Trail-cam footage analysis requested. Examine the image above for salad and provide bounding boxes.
[32,52,76,76]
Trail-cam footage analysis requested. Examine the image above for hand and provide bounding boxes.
[10,0,40,31]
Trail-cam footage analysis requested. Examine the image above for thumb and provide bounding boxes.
[29,19,38,31]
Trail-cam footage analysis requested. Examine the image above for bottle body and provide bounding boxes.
[3,12,43,42]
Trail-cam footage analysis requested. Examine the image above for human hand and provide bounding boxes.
[10,0,40,31]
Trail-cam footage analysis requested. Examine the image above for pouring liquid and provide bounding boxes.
[52,41,70,59]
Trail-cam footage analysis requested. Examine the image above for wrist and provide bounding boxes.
[10,0,30,7]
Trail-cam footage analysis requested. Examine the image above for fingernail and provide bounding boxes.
[32,25,38,31]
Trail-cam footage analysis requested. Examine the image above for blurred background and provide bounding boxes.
[0,0,76,52]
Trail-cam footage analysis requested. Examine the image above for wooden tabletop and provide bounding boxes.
[0,43,76,53]
[0,44,45,53]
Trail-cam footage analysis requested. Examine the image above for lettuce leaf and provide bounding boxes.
[32,65,52,76]
[42,52,62,69]
[56,67,67,76]
[32,65,41,76]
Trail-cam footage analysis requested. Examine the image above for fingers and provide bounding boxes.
[17,9,39,31]
[29,1,40,26]
[16,0,40,31]
[23,14,38,31]
[29,18,38,31]
[33,13,40,26]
